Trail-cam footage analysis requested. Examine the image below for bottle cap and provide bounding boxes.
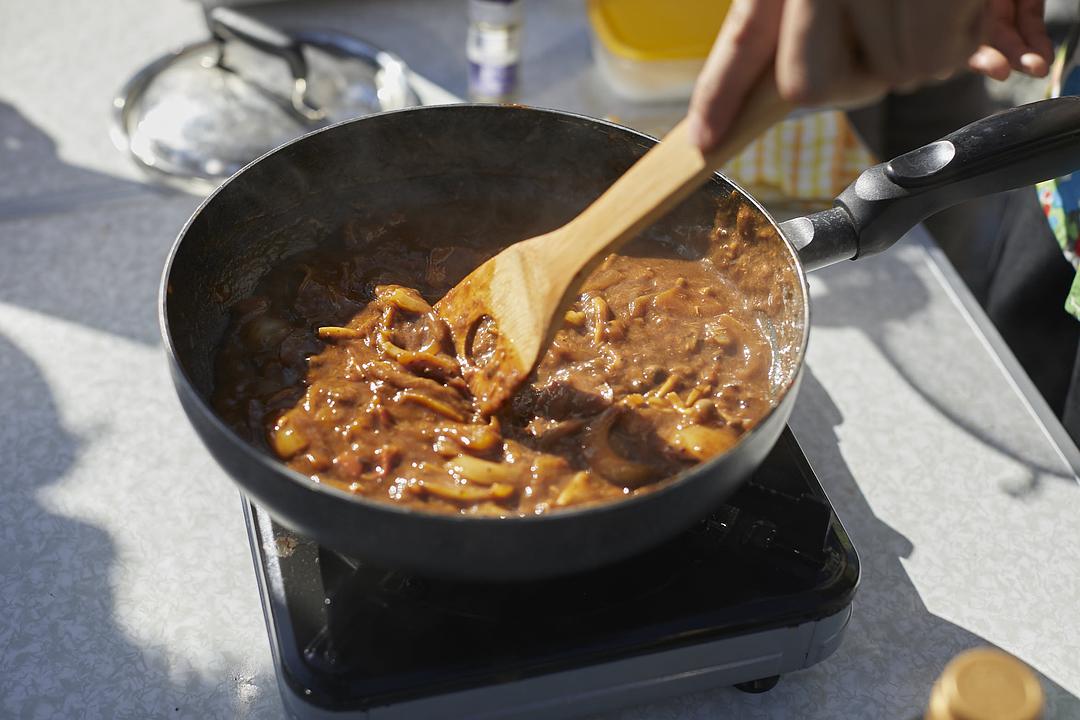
[926,648,1044,720]
[469,0,523,27]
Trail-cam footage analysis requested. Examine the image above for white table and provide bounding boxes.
[1,1,1078,718]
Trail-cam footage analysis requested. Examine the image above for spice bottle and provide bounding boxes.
[467,0,522,102]
[923,648,1044,720]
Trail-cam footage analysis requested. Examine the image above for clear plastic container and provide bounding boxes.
[587,0,730,103]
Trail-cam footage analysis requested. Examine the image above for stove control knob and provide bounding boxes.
[924,648,1043,720]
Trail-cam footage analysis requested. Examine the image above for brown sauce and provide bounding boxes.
[212,192,803,516]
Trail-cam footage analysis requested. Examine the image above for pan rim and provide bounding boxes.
[159,103,812,526]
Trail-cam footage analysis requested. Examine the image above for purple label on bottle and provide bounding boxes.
[469,61,518,99]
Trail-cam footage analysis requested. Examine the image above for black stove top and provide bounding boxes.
[245,428,860,718]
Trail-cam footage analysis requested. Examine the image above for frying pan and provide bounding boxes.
[162,100,1080,581]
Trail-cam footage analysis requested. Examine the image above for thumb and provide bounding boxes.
[688,0,784,151]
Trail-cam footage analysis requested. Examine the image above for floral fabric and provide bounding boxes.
[1036,26,1080,317]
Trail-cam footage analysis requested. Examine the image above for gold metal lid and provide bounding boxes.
[926,648,1044,720]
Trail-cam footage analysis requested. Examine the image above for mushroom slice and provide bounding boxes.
[420,480,515,502]
[554,471,599,507]
[583,408,657,488]
[664,424,740,461]
[446,455,521,486]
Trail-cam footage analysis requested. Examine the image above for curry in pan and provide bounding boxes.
[213,192,801,516]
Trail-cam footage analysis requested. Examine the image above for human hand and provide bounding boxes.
[688,0,987,151]
[968,0,1053,80]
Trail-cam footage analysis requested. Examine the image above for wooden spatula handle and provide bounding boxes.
[546,74,791,276]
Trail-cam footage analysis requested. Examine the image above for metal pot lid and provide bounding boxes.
[112,8,419,193]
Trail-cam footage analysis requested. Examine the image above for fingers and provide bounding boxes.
[945,7,991,80]
[975,0,1052,78]
[687,0,784,150]
[988,25,1045,75]
[983,27,1051,77]
[775,0,840,104]
[776,0,888,106]
[691,0,1045,151]
[897,0,986,79]
[1017,0,1053,75]
[776,0,986,107]
[969,45,1015,80]
[960,0,994,70]
[849,0,979,84]
[845,0,904,86]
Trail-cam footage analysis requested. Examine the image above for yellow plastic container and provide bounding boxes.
[587,0,731,102]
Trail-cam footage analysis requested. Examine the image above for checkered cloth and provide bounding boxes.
[721,109,876,206]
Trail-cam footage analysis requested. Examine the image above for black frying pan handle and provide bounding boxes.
[782,96,1080,271]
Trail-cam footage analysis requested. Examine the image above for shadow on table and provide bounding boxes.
[0,101,197,346]
[810,242,1075,494]
[0,334,261,718]
[0,102,149,218]
[791,368,1079,717]
[605,366,1079,720]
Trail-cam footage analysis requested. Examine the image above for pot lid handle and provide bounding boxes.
[207,6,325,122]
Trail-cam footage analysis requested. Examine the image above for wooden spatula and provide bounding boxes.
[435,79,789,414]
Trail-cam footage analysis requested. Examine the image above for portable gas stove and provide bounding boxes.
[244,427,859,719]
